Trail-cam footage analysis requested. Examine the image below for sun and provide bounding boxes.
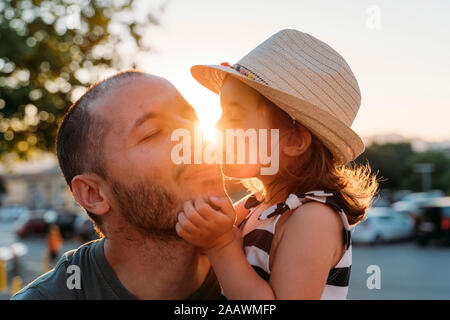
[195,105,222,145]
[199,120,218,144]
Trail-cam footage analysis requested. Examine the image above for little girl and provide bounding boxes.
[176,29,378,299]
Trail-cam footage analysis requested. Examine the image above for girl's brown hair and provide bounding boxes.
[244,96,379,226]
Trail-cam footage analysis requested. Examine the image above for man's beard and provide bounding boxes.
[109,178,180,239]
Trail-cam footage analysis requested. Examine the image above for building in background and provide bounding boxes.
[0,157,80,213]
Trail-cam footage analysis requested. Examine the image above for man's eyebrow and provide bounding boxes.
[131,111,158,131]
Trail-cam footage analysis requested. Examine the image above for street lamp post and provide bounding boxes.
[413,163,435,192]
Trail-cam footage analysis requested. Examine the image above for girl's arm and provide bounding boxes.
[176,196,342,299]
[176,195,275,299]
[206,230,276,299]
[268,201,343,299]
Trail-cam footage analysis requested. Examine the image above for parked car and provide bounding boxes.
[15,210,79,239]
[54,212,79,239]
[74,215,98,241]
[15,211,48,238]
[415,197,450,246]
[352,207,414,245]
[392,190,444,217]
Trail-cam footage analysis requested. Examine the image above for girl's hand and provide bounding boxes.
[176,195,236,250]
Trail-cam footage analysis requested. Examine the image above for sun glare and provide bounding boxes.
[194,102,222,145]
[198,117,219,144]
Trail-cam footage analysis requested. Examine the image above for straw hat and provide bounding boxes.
[191,29,364,165]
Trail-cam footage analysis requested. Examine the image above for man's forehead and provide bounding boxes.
[90,75,181,121]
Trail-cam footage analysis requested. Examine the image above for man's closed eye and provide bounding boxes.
[140,129,161,143]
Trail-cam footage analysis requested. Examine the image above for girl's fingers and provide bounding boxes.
[177,211,199,233]
[209,196,234,218]
[193,196,216,220]
[176,222,193,241]
[175,222,195,243]
[183,200,208,227]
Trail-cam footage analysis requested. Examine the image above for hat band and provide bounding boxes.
[221,62,269,85]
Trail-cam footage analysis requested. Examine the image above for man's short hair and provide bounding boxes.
[56,70,145,234]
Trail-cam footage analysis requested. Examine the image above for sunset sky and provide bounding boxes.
[133,0,449,141]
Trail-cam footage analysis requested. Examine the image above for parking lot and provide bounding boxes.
[0,221,83,299]
[349,242,450,299]
[1,219,450,300]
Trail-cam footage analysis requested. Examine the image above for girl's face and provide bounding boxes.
[217,76,276,179]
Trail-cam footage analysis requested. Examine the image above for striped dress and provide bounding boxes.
[222,190,352,300]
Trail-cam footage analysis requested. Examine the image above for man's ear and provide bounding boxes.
[71,174,111,217]
[282,125,312,157]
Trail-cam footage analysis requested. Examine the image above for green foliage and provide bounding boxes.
[409,151,450,193]
[0,0,163,160]
[356,142,450,194]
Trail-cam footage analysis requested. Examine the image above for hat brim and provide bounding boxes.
[191,64,364,165]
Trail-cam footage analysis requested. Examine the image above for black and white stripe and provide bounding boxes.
[223,190,352,300]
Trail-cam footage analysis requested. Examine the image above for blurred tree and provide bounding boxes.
[355,142,415,190]
[0,0,164,161]
[356,142,450,194]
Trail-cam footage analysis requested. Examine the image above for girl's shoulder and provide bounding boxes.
[270,200,345,268]
[276,200,343,234]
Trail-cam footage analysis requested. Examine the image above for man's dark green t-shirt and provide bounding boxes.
[11,238,221,300]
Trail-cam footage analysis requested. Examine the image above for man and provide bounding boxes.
[12,70,224,299]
